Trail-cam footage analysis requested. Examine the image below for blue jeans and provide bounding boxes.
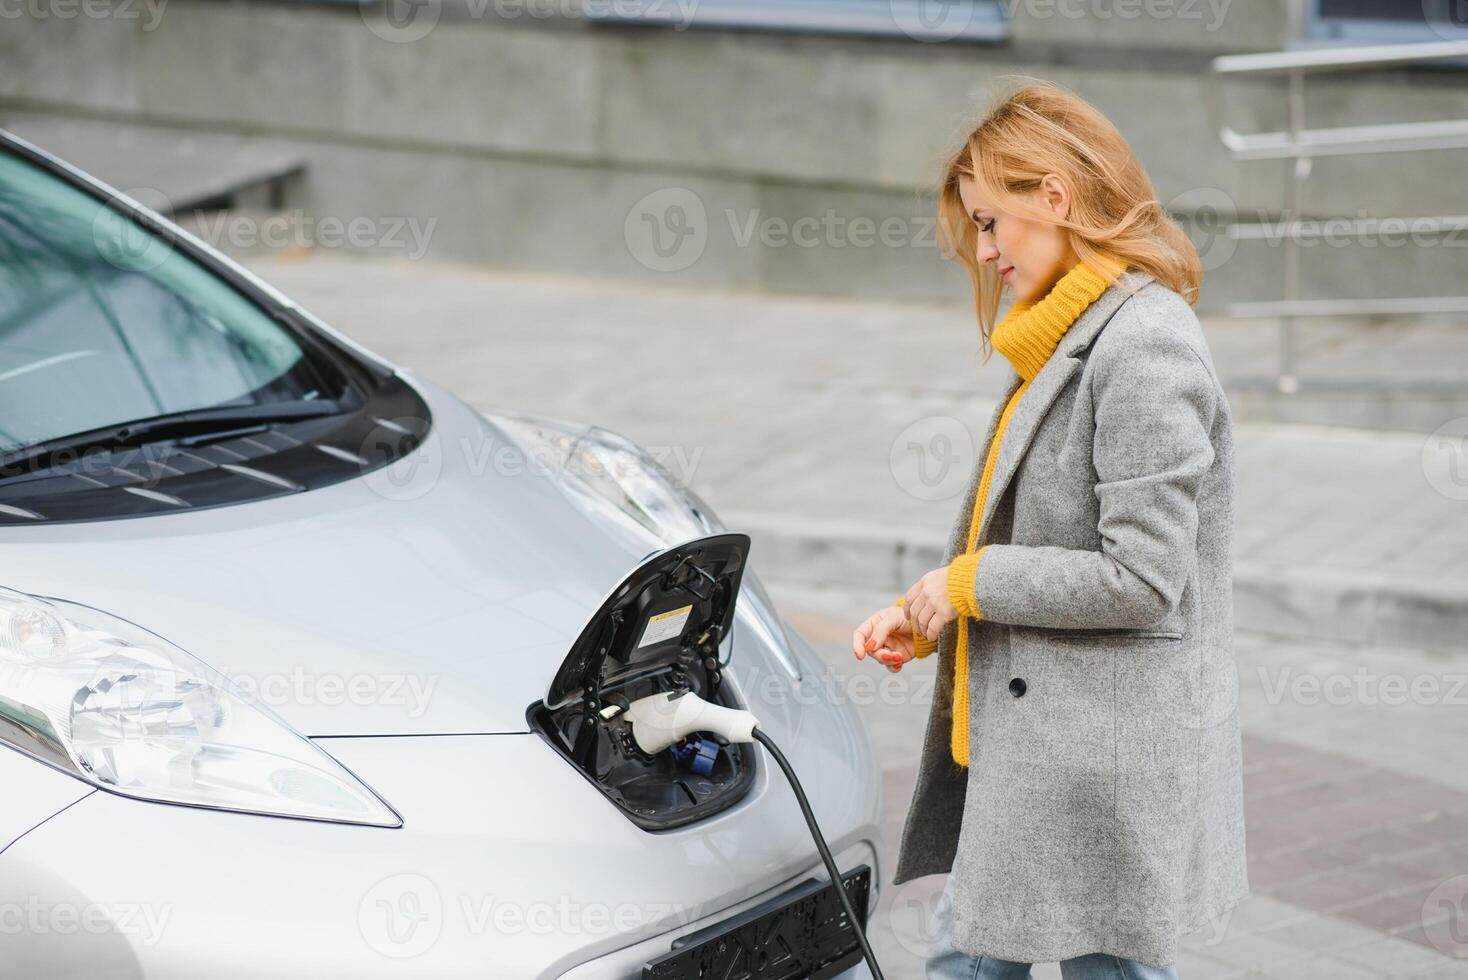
[926,874,1180,980]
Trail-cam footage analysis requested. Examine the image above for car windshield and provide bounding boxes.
[0,148,340,456]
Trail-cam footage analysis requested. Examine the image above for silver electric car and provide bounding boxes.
[0,129,883,980]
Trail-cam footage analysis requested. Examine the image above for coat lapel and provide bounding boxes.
[970,270,1155,546]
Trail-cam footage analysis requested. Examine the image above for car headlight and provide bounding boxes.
[490,412,801,680]
[492,413,721,546]
[0,588,400,827]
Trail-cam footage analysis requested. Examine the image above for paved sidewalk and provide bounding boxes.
[241,251,1468,653]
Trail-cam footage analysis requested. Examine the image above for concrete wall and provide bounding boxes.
[2,0,1466,312]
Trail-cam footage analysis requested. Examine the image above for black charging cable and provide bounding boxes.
[752,727,886,980]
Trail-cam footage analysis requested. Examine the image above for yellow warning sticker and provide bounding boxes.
[637,603,694,648]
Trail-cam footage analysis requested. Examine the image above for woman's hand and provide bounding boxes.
[903,565,959,641]
[852,606,917,673]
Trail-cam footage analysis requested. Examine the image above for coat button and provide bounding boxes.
[1008,677,1027,697]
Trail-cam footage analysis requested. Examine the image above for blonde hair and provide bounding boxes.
[937,77,1201,360]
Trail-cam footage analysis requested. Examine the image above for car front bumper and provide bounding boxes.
[1,719,882,979]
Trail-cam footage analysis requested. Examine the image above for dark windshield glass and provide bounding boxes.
[0,151,338,454]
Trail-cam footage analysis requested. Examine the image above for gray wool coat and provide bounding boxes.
[891,269,1250,969]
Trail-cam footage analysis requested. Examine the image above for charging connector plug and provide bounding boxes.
[622,688,887,980]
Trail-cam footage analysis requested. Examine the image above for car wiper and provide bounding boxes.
[0,400,346,477]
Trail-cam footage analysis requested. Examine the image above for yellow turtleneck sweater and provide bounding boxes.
[896,253,1125,767]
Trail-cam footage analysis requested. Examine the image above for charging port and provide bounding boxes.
[526,534,758,831]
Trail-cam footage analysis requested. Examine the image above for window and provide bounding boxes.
[582,0,1009,43]
[1306,0,1468,45]
[0,152,342,455]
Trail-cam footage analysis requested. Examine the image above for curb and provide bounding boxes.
[725,510,1468,654]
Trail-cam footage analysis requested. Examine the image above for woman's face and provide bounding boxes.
[957,173,1077,304]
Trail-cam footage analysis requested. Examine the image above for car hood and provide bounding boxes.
[0,374,677,736]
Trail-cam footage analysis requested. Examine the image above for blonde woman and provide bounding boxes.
[852,81,1248,979]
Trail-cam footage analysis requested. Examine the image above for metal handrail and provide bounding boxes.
[1220,118,1468,160]
[1227,214,1468,240]
[1208,39,1468,392]
[1212,38,1468,75]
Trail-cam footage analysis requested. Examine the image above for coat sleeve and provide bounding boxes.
[948,309,1219,630]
